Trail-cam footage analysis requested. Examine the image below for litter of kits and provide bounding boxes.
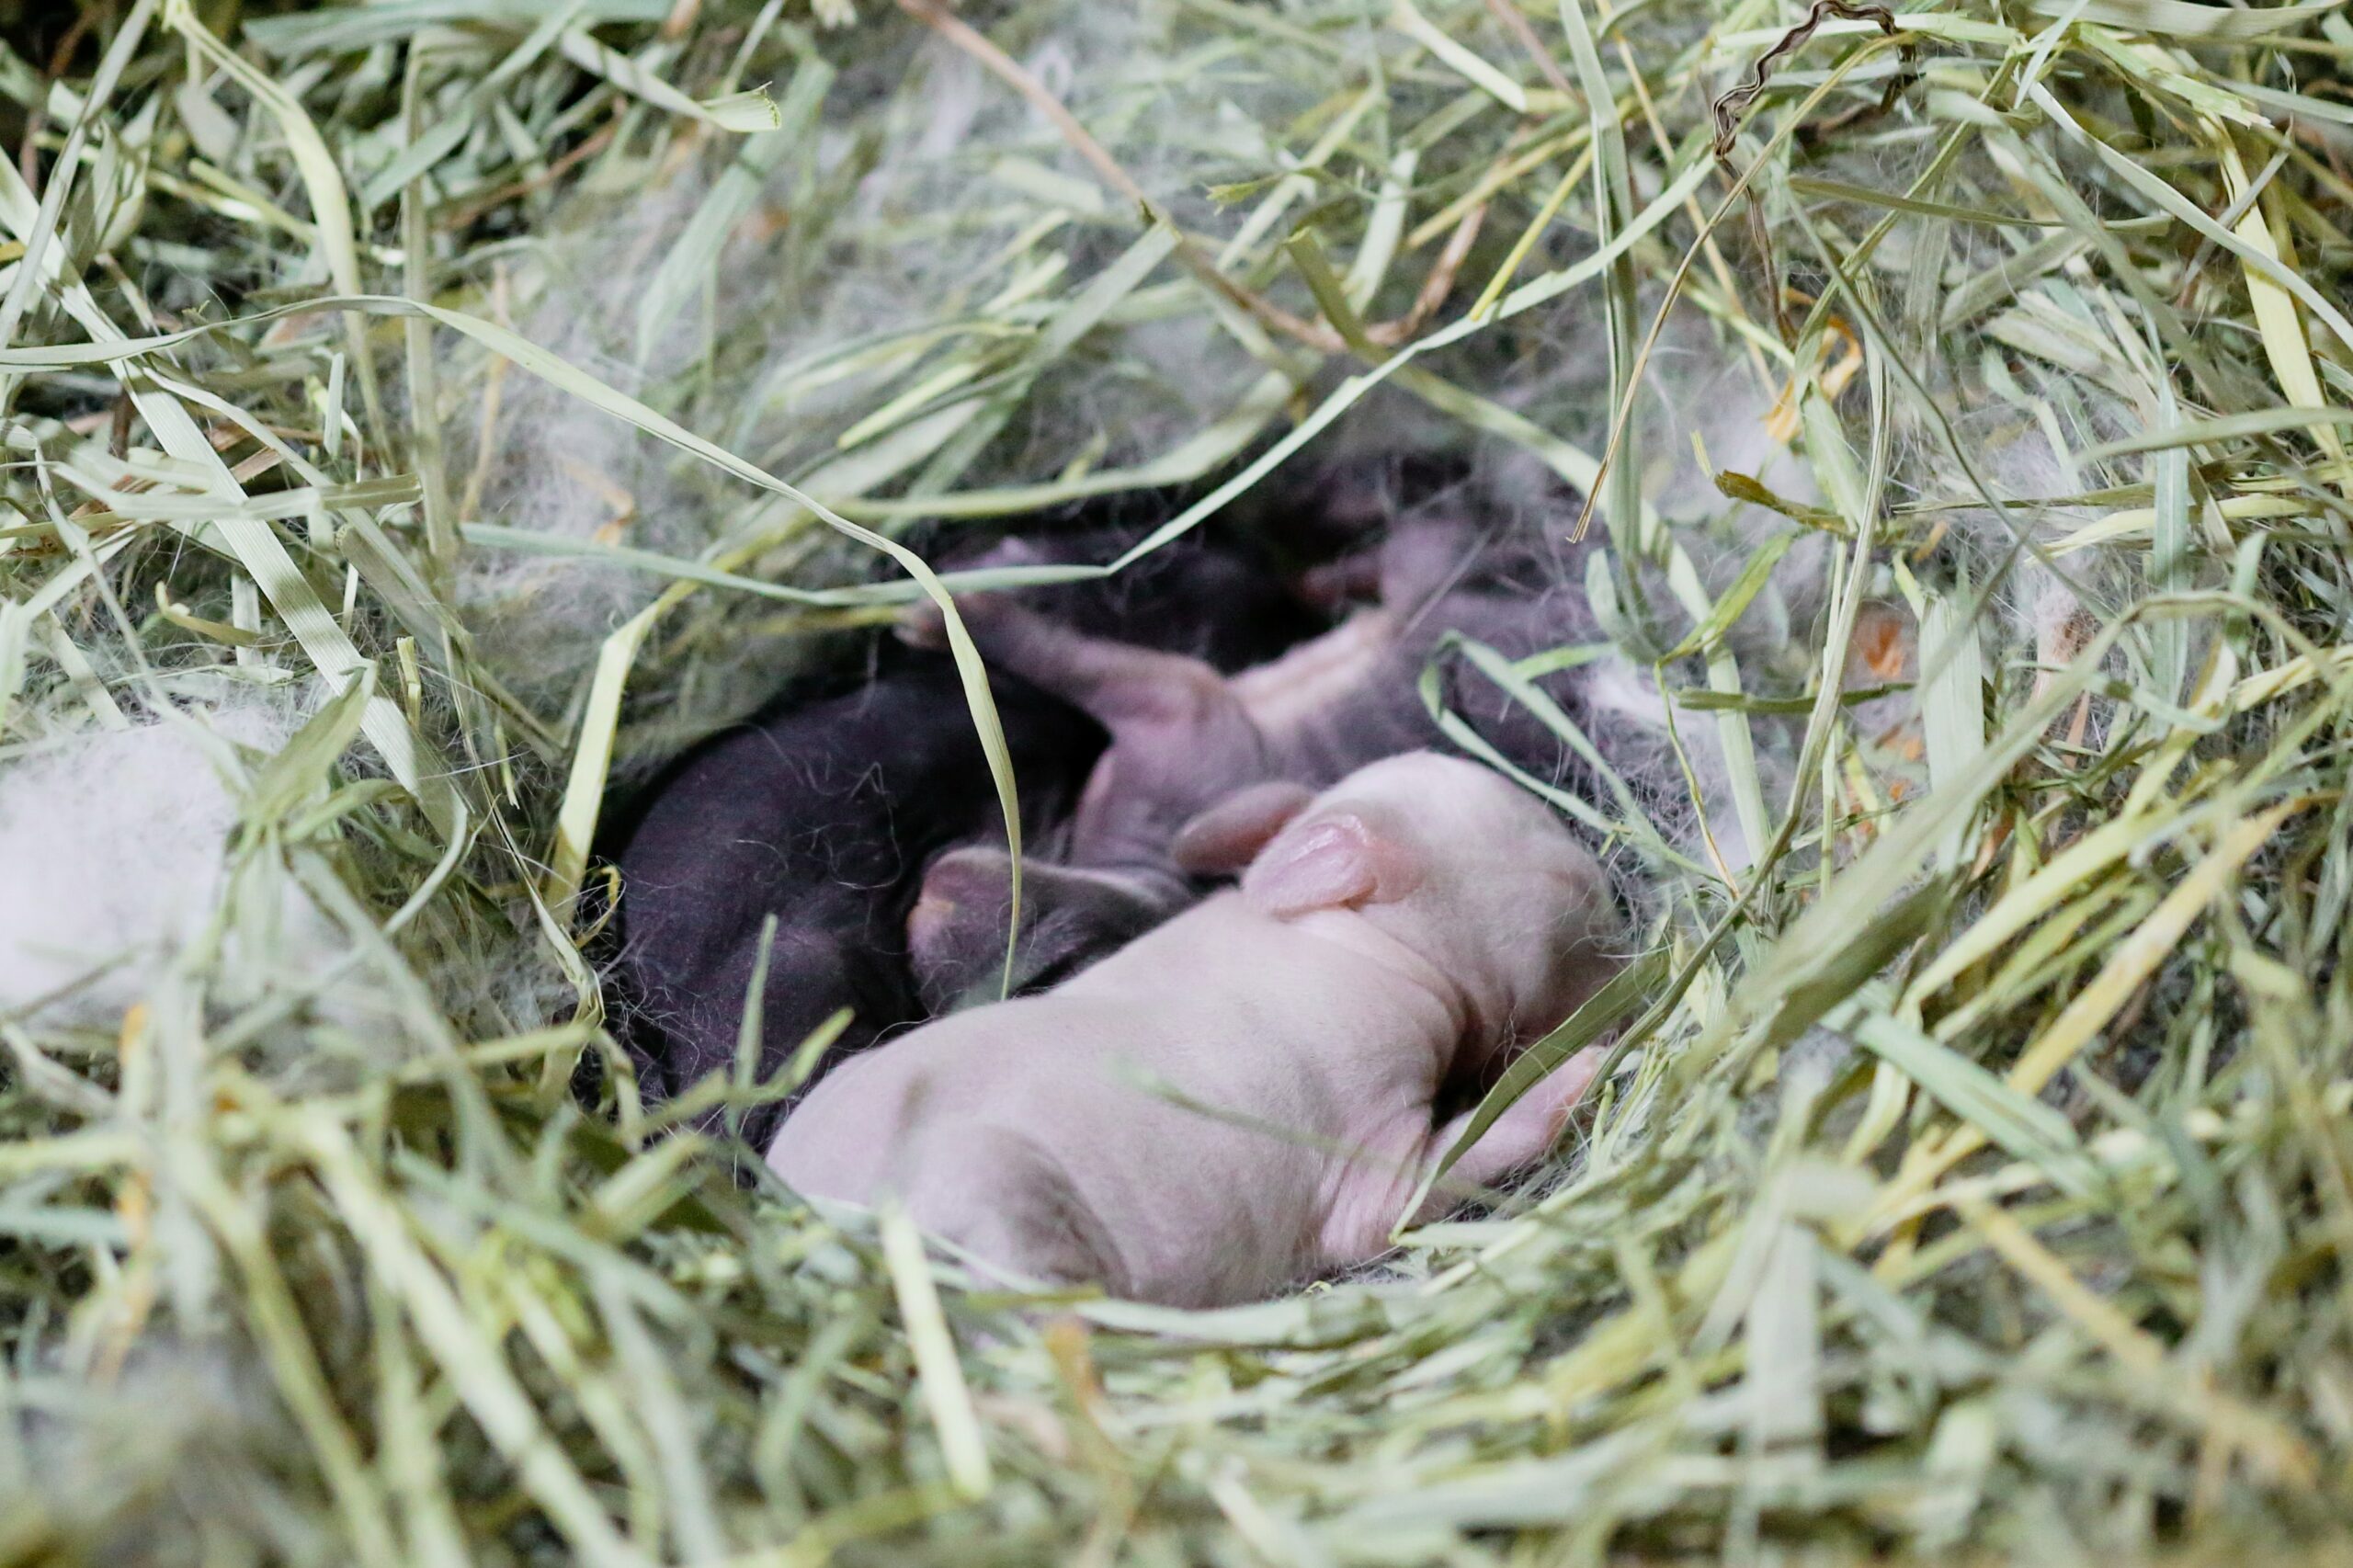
[608,492,1778,1303]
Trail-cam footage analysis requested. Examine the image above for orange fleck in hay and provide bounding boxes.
[2034,602,2103,715]
[1818,324,1866,403]
[738,204,792,246]
[1846,602,1925,757]
[1968,813,2016,880]
[2037,602,2097,676]
[2064,691,2094,749]
[1766,314,1863,443]
[1848,601,1916,684]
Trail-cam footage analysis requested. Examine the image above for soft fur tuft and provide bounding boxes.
[0,699,337,1027]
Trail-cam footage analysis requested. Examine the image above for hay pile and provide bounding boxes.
[2,0,2351,1562]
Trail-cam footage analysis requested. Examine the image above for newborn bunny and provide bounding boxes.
[767,752,1622,1307]
[607,658,1098,1150]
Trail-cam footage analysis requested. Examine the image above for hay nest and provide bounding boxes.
[2,0,2351,1562]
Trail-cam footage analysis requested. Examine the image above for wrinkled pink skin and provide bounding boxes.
[767,752,1622,1309]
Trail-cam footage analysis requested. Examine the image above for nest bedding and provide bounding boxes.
[0,0,2351,1562]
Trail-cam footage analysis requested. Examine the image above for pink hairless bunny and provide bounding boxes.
[768,751,1622,1308]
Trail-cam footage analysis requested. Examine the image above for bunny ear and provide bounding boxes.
[1241,812,1423,919]
[1170,781,1315,876]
